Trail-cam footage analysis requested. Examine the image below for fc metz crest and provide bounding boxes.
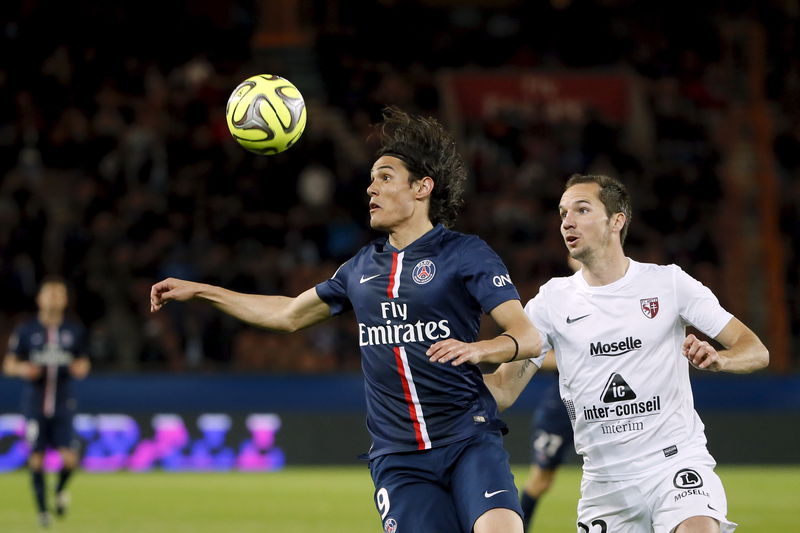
[640,297,659,319]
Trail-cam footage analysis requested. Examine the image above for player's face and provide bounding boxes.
[559,183,614,263]
[367,155,421,232]
[37,282,68,313]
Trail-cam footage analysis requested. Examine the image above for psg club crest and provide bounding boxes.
[412,259,436,285]
[384,517,398,533]
[640,297,659,319]
[60,331,74,346]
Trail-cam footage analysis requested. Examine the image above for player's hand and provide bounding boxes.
[21,363,42,381]
[150,278,202,312]
[427,339,487,366]
[682,334,723,371]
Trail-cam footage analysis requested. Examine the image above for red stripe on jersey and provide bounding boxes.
[387,252,399,298]
[393,346,426,450]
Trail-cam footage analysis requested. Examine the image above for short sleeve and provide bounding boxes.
[460,236,520,313]
[315,259,354,316]
[524,290,554,360]
[7,326,27,359]
[75,324,90,359]
[673,266,733,338]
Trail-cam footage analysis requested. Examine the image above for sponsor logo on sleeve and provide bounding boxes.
[492,274,512,287]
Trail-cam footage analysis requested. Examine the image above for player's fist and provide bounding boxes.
[21,363,42,381]
[682,334,723,371]
[150,278,202,312]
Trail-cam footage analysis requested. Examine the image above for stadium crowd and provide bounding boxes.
[0,0,796,372]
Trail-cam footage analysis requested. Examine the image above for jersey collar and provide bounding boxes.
[573,258,641,292]
[383,223,446,253]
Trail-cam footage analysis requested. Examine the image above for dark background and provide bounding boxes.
[0,1,796,374]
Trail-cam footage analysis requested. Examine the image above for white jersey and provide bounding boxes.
[525,259,733,481]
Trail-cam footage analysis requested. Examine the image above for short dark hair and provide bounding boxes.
[565,174,632,244]
[375,107,467,228]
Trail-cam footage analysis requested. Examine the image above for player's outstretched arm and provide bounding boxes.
[427,299,542,366]
[150,278,332,333]
[683,317,769,373]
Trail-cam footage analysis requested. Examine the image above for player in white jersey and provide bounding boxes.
[484,174,768,533]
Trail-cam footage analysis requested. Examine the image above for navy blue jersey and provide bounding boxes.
[316,224,520,458]
[7,319,88,417]
[530,377,574,469]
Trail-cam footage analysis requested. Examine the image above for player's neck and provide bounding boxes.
[387,219,435,250]
[580,249,629,286]
[38,310,63,328]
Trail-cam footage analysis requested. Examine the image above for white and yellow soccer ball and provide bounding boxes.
[225,74,307,155]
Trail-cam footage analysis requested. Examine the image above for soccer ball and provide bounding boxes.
[225,74,307,155]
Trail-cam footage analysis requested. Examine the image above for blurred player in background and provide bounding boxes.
[3,277,90,527]
[150,107,544,533]
[518,350,573,532]
[486,174,769,533]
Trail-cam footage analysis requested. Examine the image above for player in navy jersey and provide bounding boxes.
[150,107,544,533]
[3,277,90,527]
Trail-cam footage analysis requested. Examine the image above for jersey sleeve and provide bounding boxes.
[74,323,90,359]
[524,289,555,361]
[459,236,520,313]
[315,259,353,316]
[7,325,29,360]
[673,265,733,338]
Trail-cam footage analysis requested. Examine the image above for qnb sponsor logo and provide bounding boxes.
[358,320,451,346]
[583,395,661,421]
[492,274,512,287]
[589,336,642,357]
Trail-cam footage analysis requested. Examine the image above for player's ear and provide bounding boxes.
[611,212,626,234]
[415,176,434,199]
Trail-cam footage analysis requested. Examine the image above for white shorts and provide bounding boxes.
[576,456,737,533]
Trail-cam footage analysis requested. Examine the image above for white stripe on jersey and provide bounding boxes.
[391,251,404,299]
[398,346,431,449]
[44,327,58,417]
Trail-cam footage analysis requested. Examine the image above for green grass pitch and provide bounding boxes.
[0,465,796,532]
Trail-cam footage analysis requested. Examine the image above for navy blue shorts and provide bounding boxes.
[369,430,521,533]
[530,388,573,470]
[26,413,76,452]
